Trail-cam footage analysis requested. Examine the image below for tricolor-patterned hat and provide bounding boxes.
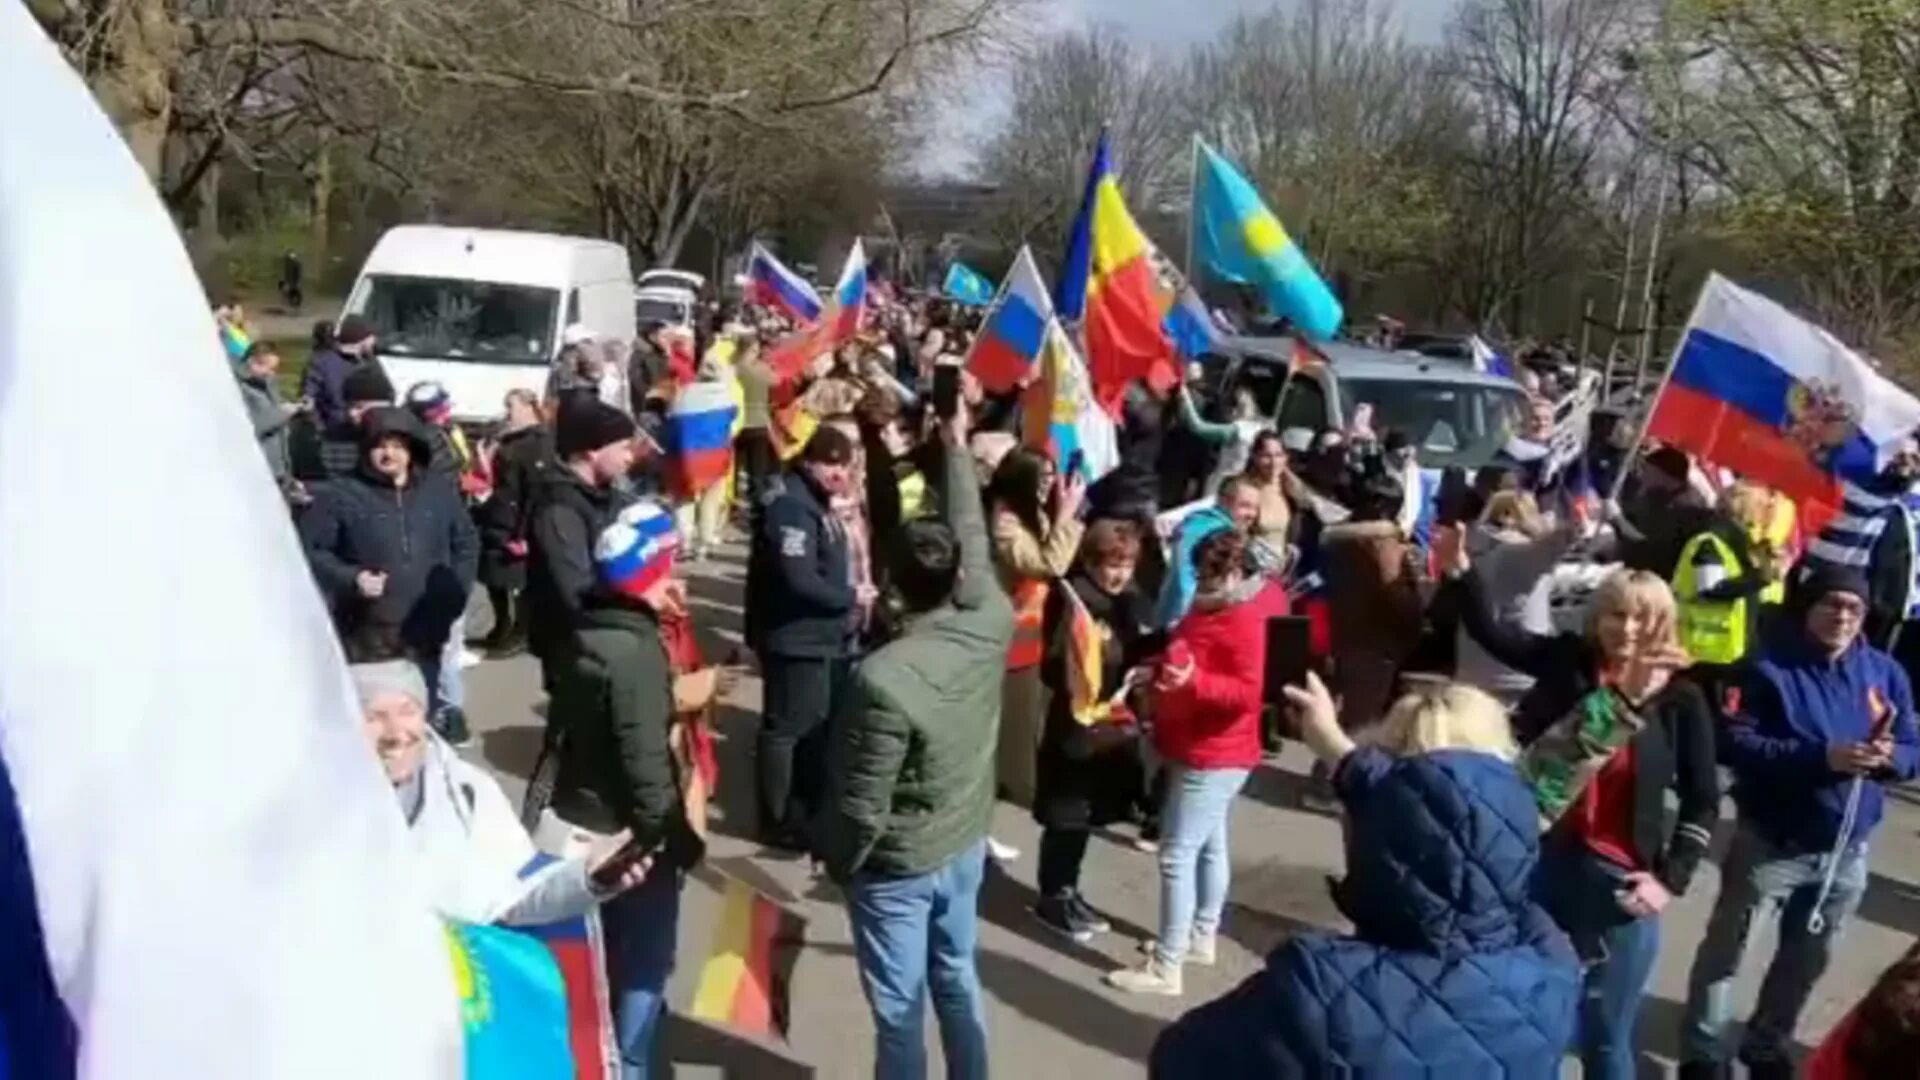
[594,499,679,600]
[404,380,453,425]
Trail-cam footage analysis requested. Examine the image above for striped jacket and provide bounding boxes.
[1802,478,1918,640]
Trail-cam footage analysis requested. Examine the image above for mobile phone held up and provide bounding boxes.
[589,832,662,889]
[1263,616,1313,706]
[932,362,962,421]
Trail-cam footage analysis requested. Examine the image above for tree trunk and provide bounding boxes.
[307,136,333,289]
[90,0,182,180]
[193,155,221,248]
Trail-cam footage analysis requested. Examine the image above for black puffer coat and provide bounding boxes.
[297,407,479,655]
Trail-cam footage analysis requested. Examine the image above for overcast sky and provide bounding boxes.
[924,0,1454,177]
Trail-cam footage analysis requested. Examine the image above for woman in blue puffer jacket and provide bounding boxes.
[1150,675,1580,1078]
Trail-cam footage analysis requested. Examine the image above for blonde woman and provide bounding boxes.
[1149,672,1579,1076]
[1444,541,1721,1080]
[1456,490,1579,703]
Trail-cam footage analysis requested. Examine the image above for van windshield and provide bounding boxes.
[352,275,558,366]
[1337,377,1527,468]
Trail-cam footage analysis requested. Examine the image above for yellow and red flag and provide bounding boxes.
[1056,131,1179,415]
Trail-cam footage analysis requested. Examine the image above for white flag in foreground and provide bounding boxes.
[0,6,458,1078]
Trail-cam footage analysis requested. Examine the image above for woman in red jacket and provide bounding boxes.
[1109,530,1288,997]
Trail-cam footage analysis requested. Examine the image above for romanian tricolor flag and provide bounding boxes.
[666,379,740,496]
[768,241,870,385]
[967,246,1053,393]
[1057,131,1180,415]
[1193,141,1343,341]
[689,867,806,1040]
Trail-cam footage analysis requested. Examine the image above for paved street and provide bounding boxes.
[459,541,1920,1078]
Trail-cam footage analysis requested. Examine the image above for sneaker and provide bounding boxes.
[1734,1054,1791,1080]
[436,706,474,749]
[1034,895,1094,944]
[1677,1063,1730,1080]
[1188,930,1217,966]
[1069,894,1112,934]
[1106,956,1182,996]
[986,836,1021,863]
[458,647,484,670]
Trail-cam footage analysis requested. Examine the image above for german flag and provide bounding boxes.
[688,867,806,1040]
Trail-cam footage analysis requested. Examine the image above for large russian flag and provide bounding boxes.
[767,240,869,385]
[747,241,821,325]
[1646,273,1920,527]
[2,7,459,1076]
[967,247,1052,393]
[667,380,741,496]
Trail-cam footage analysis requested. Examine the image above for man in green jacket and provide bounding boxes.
[820,407,1013,1080]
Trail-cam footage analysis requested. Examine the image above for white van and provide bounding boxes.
[342,226,636,422]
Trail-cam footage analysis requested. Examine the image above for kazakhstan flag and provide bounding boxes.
[943,261,996,306]
[1193,141,1343,341]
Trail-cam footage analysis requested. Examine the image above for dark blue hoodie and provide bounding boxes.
[1150,748,1580,1078]
[1727,626,1920,854]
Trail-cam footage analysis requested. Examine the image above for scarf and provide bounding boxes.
[1518,684,1644,828]
[1191,574,1265,614]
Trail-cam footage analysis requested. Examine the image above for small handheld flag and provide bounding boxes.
[688,866,806,1041]
[747,241,823,325]
[943,262,996,307]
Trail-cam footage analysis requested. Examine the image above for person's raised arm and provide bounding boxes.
[943,411,1009,615]
[1174,384,1233,445]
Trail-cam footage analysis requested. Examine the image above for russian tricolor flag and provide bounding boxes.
[1646,273,1920,527]
[967,247,1052,393]
[666,380,740,496]
[747,241,821,325]
[768,241,869,384]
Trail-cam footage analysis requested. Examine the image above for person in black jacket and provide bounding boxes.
[524,398,637,680]
[1442,529,1720,1080]
[291,362,396,486]
[298,407,479,741]
[476,389,552,657]
[1032,519,1153,943]
[751,425,868,850]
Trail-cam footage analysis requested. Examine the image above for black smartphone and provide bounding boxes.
[1263,616,1313,706]
[932,362,962,420]
[589,832,663,889]
[1065,449,1085,479]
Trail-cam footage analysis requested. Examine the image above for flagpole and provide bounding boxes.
[1604,272,1714,504]
[1184,134,1202,285]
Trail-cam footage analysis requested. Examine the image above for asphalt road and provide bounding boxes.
[457,540,1920,1078]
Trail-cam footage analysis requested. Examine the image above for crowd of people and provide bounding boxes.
[229,285,1920,1080]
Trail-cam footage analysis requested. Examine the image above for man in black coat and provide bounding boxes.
[751,425,870,849]
[524,398,637,681]
[297,406,479,741]
[302,314,379,428]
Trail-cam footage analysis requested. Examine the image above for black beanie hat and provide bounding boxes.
[1790,562,1870,613]
[555,399,637,459]
[802,425,855,466]
[341,362,395,406]
[335,314,375,347]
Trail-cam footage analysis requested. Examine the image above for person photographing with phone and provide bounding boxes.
[1436,523,1719,1080]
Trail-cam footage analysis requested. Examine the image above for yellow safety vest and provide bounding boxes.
[1673,531,1749,664]
[1753,494,1796,604]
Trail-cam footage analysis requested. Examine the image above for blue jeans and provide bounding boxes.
[847,840,989,1080]
[1155,765,1251,965]
[437,612,466,710]
[1536,844,1663,1080]
[1681,822,1869,1066]
[603,866,684,1080]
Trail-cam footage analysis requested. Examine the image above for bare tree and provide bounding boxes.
[1441,0,1635,328]
[974,26,1187,257]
